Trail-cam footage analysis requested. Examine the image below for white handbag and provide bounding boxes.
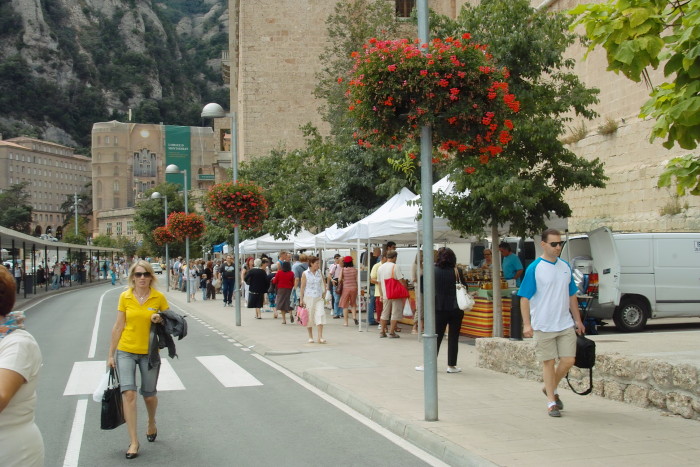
[455,268,474,311]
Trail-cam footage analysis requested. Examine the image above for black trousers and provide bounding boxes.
[436,308,465,367]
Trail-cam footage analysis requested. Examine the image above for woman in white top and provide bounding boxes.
[300,256,327,344]
[0,266,44,467]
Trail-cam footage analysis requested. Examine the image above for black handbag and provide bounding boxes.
[566,333,596,396]
[101,367,125,430]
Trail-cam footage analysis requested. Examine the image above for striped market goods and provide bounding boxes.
[460,297,511,338]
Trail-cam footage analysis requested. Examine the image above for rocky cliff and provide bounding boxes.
[0,0,229,150]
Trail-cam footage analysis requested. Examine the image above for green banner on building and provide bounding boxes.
[164,126,191,190]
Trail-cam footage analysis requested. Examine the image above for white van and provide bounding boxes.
[560,227,700,332]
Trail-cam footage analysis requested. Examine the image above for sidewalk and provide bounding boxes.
[165,289,700,467]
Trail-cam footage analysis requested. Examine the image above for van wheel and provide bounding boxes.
[613,298,649,332]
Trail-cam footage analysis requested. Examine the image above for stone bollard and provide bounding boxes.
[510,291,522,340]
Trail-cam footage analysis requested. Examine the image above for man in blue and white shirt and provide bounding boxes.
[518,228,585,417]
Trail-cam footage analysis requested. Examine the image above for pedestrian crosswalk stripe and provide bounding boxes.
[64,361,105,396]
[157,360,186,391]
[196,355,262,387]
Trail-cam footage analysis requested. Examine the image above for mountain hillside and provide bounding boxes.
[0,0,229,152]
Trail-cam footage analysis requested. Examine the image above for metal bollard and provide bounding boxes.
[510,290,523,340]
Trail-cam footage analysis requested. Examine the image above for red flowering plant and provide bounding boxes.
[341,35,520,174]
[167,212,206,241]
[205,181,269,230]
[152,226,176,246]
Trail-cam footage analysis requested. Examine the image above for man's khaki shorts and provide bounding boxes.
[381,298,404,321]
[533,327,576,362]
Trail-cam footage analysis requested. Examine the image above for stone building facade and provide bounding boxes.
[91,121,217,238]
[0,136,91,238]
[227,0,698,233]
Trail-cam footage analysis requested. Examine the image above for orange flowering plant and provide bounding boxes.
[167,212,206,241]
[205,181,269,230]
[152,226,176,246]
[341,35,520,174]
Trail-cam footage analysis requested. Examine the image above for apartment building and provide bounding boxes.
[0,136,91,238]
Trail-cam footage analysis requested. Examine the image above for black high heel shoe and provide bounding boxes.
[147,430,157,442]
[125,443,140,459]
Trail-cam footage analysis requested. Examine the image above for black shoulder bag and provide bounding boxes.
[101,367,125,430]
[566,333,596,396]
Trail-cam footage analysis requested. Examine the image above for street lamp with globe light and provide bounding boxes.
[150,191,170,291]
[201,102,241,326]
[165,164,190,303]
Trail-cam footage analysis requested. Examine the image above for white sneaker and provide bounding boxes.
[446,367,462,373]
[415,365,424,371]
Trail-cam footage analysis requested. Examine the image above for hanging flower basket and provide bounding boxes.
[153,226,176,246]
[205,181,269,230]
[167,212,206,241]
[341,35,520,173]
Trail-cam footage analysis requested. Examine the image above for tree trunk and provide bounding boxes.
[491,222,503,337]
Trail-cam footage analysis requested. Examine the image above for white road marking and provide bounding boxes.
[157,359,186,390]
[251,354,450,467]
[241,348,251,352]
[89,288,120,358]
[64,361,106,396]
[62,399,87,467]
[64,360,185,395]
[196,355,262,387]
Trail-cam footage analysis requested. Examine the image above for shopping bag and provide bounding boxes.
[92,370,110,403]
[296,306,309,327]
[402,299,413,317]
[101,367,125,430]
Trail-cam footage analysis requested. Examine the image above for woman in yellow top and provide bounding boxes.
[108,260,169,459]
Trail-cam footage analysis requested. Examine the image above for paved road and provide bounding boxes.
[23,285,441,466]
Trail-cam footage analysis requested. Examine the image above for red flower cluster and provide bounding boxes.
[167,212,206,241]
[205,181,269,230]
[152,226,176,246]
[342,35,520,174]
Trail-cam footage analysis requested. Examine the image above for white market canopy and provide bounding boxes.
[239,229,315,254]
[325,177,476,244]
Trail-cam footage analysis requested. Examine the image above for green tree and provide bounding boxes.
[133,183,190,256]
[314,0,402,143]
[570,0,700,195]
[0,182,33,233]
[239,125,409,238]
[92,235,116,248]
[426,0,606,335]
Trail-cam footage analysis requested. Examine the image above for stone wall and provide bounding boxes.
[476,338,700,420]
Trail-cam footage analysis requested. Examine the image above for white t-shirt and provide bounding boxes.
[0,330,44,467]
[518,257,578,332]
[377,261,404,298]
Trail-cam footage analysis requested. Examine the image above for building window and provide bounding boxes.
[395,0,415,18]
[105,136,110,144]
[113,180,120,192]
[127,221,134,236]
[106,223,112,235]
[116,222,123,236]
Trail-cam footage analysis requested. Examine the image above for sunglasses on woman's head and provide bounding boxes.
[134,272,152,278]
[547,242,565,248]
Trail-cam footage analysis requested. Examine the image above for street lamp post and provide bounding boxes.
[165,164,190,303]
[151,192,170,291]
[74,193,81,237]
[201,102,241,326]
[417,0,438,422]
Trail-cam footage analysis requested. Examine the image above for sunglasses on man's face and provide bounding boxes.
[547,241,565,248]
[134,272,152,278]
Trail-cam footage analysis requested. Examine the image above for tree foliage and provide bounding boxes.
[314,0,402,143]
[570,0,700,196]
[133,183,191,257]
[571,0,700,150]
[429,0,606,238]
[0,182,33,233]
[239,125,410,238]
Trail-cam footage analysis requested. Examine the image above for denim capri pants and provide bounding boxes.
[116,350,160,397]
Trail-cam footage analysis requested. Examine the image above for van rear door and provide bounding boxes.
[589,227,621,306]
